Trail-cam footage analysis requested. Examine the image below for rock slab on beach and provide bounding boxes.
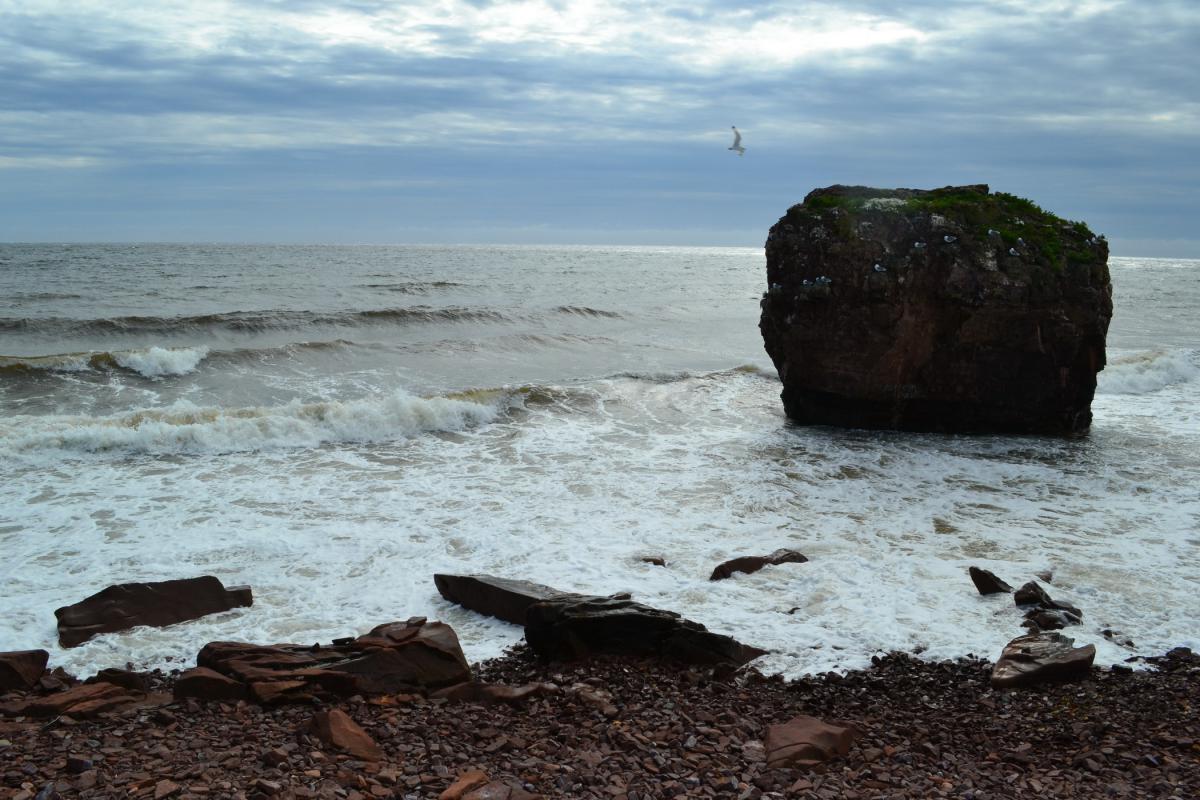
[437,573,766,667]
[760,184,1112,434]
[763,715,859,768]
[991,631,1096,689]
[55,575,253,647]
[0,649,49,690]
[710,548,808,581]
[195,617,471,704]
[524,594,766,667]
[433,574,578,625]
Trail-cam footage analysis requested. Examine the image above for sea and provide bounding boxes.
[1,243,1197,679]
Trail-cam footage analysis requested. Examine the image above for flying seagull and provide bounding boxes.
[729,126,745,156]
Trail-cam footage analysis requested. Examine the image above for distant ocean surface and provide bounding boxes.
[1,243,1197,678]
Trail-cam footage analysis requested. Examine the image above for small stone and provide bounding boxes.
[153,779,181,800]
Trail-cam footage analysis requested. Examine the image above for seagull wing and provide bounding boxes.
[731,127,742,147]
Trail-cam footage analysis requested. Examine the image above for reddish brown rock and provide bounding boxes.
[3,680,148,719]
[55,575,252,647]
[173,666,248,702]
[463,782,539,800]
[764,715,859,768]
[524,594,766,667]
[433,574,576,625]
[760,184,1112,434]
[968,566,1013,595]
[439,769,490,800]
[430,681,557,706]
[991,631,1096,689]
[0,649,48,690]
[197,617,470,704]
[710,548,808,581]
[310,708,383,762]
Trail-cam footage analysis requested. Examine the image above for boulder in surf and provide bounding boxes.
[991,631,1095,689]
[710,548,808,581]
[760,184,1112,434]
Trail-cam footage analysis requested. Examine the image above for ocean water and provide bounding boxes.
[0,244,1197,678]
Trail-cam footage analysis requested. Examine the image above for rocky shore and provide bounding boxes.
[2,645,1196,800]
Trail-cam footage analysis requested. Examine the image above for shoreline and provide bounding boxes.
[2,645,1196,799]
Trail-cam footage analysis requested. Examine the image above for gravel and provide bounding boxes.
[1,646,1196,799]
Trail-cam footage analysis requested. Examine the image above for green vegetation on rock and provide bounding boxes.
[793,185,1101,275]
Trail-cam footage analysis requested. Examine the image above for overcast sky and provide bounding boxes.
[1,0,1197,254]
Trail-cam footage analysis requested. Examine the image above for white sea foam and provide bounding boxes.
[113,345,210,377]
[1097,349,1198,395]
[0,390,504,457]
[3,368,1198,678]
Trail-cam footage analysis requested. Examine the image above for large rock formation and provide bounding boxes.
[56,575,253,647]
[760,184,1112,434]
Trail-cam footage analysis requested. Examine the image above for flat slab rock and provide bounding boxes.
[764,715,859,768]
[991,631,1096,689]
[55,575,252,647]
[525,594,766,667]
[1,678,168,719]
[191,617,471,704]
[433,574,580,626]
[436,573,765,667]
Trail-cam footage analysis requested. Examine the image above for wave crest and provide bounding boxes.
[0,390,504,457]
[0,346,209,378]
[1097,349,1198,395]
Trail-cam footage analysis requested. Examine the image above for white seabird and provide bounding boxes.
[728,126,745,156]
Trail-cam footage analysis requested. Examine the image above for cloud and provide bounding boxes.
[1,0,1198,251]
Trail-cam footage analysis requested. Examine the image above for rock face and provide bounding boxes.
[991,631,1096,689]
[55,576,253,647]
[195,617,471,704]
[760,184,1112,434]
[710,549,808,581]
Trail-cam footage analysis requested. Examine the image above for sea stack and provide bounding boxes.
[759,184,1112,434]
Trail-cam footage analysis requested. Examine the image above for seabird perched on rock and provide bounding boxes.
[987,229,1000,237]
[943,235,958,243]
[1017,237,1026,246]
[873,263,887,273]
[815,276,832,285]
[913,241,927,249]
[801,279,813,286]
[1009,248,1020,256]
[728,126,745,156]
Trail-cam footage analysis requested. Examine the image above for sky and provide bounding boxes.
[1,0,1198,255]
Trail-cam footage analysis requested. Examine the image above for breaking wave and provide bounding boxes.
[0,389,507,457]
[1097,349,1198,395]
[0,346,210,378]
